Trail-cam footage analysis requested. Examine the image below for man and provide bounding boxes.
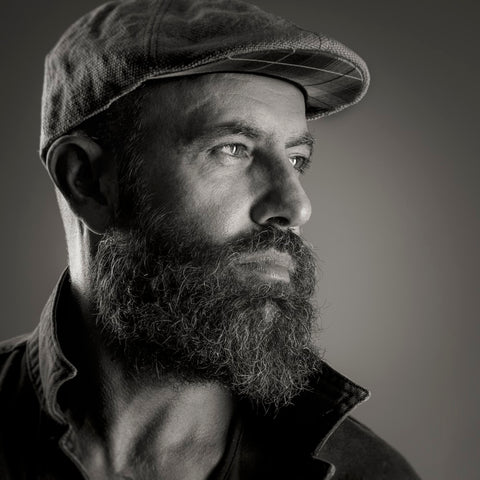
[0,0,420,478]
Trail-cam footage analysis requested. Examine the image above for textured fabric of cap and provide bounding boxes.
[40,0,370,159]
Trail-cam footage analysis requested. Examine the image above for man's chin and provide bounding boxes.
[100,292,321,409]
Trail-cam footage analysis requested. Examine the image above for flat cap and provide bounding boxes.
[41,0,370,159]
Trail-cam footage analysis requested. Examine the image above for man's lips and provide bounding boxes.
[235,249,294,282]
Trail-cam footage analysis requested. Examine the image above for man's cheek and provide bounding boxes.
[180,193,250,245]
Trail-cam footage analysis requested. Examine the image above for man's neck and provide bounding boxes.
[61,278,235,480]
[98,377,235,480]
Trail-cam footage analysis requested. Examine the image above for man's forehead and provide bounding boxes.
[141,73,308,132]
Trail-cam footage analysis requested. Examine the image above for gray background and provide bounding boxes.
[1,1,478,479]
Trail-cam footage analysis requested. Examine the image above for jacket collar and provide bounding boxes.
[234,362,370,479]
[26,270,370,476]
[26,269,77,424]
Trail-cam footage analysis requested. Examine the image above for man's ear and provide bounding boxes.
[45,135,118,234]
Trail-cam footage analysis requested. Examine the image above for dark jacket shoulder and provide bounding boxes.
[0,334,45,478]
[317,416,421,479]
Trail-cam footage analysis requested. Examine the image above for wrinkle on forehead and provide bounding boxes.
[139,73,308,145]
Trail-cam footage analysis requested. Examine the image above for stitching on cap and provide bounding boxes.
[148,0,174,59]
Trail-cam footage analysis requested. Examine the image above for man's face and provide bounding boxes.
[93,73,321,409]
[134,73,312,244]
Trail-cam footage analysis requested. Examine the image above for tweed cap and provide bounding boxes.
[40,0,370,159]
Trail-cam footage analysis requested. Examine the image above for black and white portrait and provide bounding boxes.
[0,1,478,479]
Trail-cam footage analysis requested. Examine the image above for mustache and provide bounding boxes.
[142,224,318,300]
[219,226,311,257]
[136,220,314,265]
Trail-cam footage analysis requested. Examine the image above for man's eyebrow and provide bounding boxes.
[194,122,263,142]
[285,132,315,151]
[193,121,314,152]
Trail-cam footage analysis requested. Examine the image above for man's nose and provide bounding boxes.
[250,159,312,229]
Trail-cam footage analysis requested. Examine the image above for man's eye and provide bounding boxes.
[289,155,311,174]
[218,144,248,157]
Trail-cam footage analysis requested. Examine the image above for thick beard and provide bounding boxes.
[91,205,322,410]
